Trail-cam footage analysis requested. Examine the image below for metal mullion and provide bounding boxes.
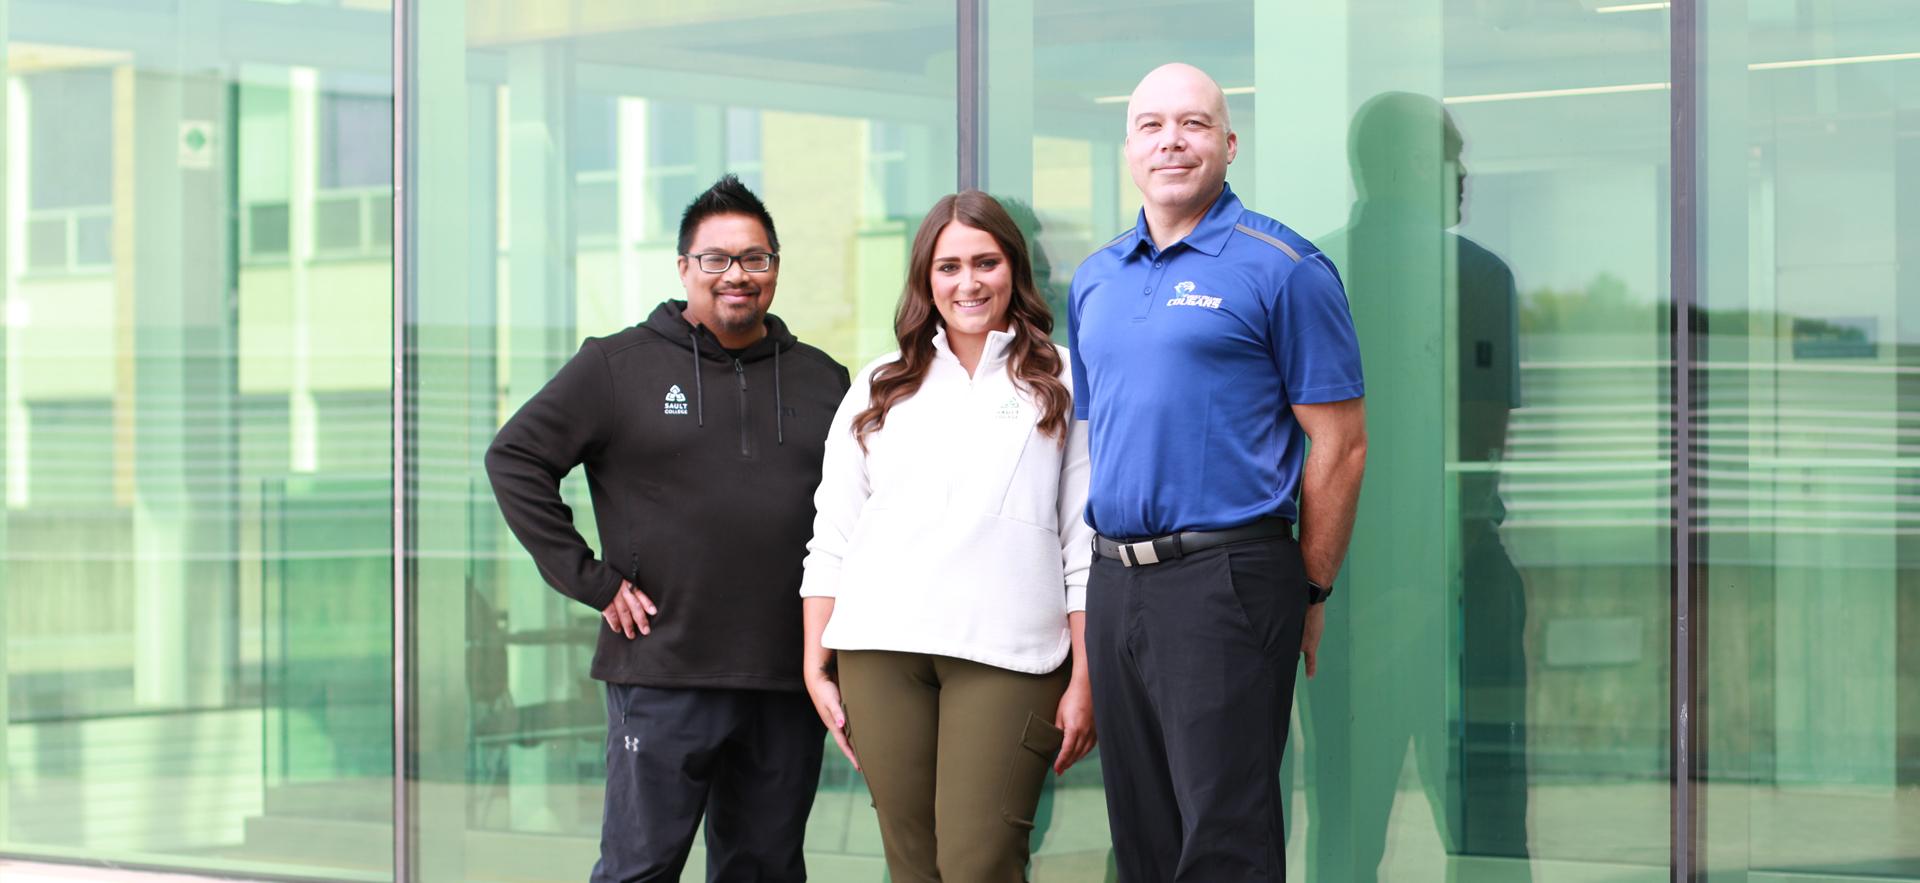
[390,0,414,879]
[957,0,979,191]
[1669,0,1702,879]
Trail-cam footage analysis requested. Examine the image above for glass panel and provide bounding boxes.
[23,67,111,210]
[319,87,394,190]
[314,195,366,253]
[1699,1,1920,879]
[74,213,112,267]
[409,1,955,879]
[23,216,65,271]
[1004,1,1674,879]
[2,2,394,878]
[250,202,294,259]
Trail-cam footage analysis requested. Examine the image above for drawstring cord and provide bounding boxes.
[688,331,706,427]
[689,324,782,444]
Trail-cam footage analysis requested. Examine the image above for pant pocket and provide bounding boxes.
[1000,712,1064,830]
[1224,542,1301,658]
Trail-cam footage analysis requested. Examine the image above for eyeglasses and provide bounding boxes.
[686,252,778,274]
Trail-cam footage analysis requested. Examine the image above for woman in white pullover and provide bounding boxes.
[801,191,1095,881]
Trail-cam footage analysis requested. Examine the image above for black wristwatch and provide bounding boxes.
[1306,579,1334,605]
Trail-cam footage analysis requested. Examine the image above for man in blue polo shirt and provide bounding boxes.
[1068,63,1369,881]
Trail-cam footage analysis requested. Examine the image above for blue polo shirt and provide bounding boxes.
[1067,184,1363,539]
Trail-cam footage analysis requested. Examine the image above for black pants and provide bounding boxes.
[1088,535,1309,882]
[591,685,825,883]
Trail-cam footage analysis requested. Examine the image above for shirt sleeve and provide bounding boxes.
[1057,417,1094,613]
[1067,276,1091,420]
[1272,253,1366,405]
[484,339,624,611]
[799,366,876,599]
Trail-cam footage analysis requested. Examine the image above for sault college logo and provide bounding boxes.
[663,384,689,416]
[1167,280,1223,310]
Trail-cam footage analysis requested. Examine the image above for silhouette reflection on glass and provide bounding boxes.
[1296,91,1532,881]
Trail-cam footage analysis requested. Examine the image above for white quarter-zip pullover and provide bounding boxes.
[801,327,1093,674]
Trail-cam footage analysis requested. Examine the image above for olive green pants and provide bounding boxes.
[838,650,1069,883]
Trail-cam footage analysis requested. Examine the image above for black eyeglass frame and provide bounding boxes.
[684,252,779,274]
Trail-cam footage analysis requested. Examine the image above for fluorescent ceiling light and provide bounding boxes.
[1094,51,1918,107]
[1443,81,1669,105]
[1595,2,1670,13]
[1749,50,1920,71]
[1094,84,1256,105]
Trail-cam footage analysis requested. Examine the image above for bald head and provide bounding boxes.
[1122,63,1238,225]
[1126,63,1231,135]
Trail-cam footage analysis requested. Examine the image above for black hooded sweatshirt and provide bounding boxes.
[485,301,850,690]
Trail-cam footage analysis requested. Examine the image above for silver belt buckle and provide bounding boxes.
[1121,540,1160,567]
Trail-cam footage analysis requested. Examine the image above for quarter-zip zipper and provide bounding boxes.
[733,358,751,458]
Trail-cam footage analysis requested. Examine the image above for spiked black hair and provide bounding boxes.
[676,174,780,256]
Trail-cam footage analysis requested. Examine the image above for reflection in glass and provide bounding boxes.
[7,0,1915,880]
[1699,2,1920,879]
[1314,91,1532,881]
[410,2,956,878]
[3,2,395,878]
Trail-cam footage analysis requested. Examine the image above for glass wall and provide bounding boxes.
[406,1,955,879]
[1000,1,1673,879]
[2,0,394,879]
[3,1,1917,881]
[1699,1,1920,879]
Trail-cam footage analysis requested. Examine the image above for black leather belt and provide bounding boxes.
[1093,517,1295,567]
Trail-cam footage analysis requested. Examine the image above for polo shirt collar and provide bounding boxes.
[1125,183,1244,260]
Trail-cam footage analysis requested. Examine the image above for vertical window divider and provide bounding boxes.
[391,0,416,879]
[1670,0,1703,879]
[957,0,980,191]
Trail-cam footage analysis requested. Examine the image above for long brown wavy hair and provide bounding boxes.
[853,191,1071,449]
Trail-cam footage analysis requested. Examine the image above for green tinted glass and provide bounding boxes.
[1698,2,1920,879]
[2,3,395,879]
[407,1,955,878]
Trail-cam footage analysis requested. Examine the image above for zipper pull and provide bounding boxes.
[733,358,746,389]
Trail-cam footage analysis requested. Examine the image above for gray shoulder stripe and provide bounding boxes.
[1234,224,1302,261]
[1102,230,1133,249]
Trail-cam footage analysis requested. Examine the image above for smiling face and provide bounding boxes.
[1124,64,1237,219]
[677,213,777,348]
[929,221,1013,348]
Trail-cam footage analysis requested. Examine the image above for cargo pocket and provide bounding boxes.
[1000,712,1064,830]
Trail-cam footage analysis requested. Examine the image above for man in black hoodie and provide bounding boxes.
[486,175,850,882]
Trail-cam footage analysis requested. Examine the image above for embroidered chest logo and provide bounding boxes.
[663,384,689,416]
[1166,280,1222,309]
[994,396,1022,419]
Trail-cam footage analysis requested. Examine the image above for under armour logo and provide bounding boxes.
[623,736,639,752]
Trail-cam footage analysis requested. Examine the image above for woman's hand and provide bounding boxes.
[1053,674,1096,774]
[804,667,858,770]
[802,597,857,769]
[1054,611,1096,774]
